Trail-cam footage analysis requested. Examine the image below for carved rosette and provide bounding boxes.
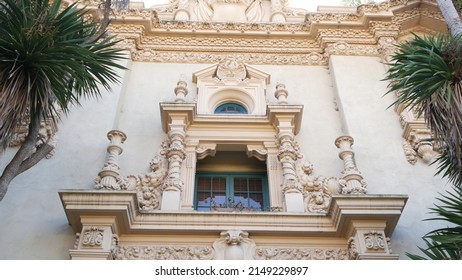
[254,248,348,260]
[95,130,129,190]
[335,136,367,194]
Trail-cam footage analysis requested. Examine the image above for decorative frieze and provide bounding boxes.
[254,247,348,260]
[115,245,215,260]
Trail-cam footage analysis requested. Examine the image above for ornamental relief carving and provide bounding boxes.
[114,245,215,260]
[130,50,328,66]
[296,159,337,213]
[126,140,169,210]
[254,248,348,260]
[363,231,386,252]
[81,227,105,248]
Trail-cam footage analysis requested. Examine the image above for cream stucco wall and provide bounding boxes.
[0,55,451,259]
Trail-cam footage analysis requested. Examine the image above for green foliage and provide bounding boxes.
[0,0,126,150]
[406,187,462,260]
[384,33,462,260]
[384,34,462,187]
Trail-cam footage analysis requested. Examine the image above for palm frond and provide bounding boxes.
[0,0,126,150]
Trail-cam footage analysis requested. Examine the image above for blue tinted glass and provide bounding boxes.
[214,103,248,114]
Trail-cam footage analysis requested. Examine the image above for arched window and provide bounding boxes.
[214,102,248,114]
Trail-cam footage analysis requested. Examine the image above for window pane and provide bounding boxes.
[233,177,247,192]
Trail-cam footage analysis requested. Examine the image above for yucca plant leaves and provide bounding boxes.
[384,34,462,260]
[0,0,126,150]
[384,34,462,187]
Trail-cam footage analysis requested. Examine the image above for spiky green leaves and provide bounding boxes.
[406,187,462,260]
[0,0,125,150]
[384,34,462,186]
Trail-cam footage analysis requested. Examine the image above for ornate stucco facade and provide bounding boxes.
[0,0,451,260]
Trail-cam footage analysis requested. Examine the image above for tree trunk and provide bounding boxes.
[0,114,53,202]
[436,0,462,36]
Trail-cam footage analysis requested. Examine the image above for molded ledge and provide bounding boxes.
[59,190,407,239]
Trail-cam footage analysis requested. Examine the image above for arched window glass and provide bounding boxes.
[214,103,248,114]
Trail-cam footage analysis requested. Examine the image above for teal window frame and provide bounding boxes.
[214,102,248,114]
[194,172,269,212]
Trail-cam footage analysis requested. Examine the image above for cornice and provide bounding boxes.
[69,0,446,65]
[59,190,407,238]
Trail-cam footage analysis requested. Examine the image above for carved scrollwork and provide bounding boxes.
[364,231,386,252]
[254,247,348,260]
[127,140,169,210]
[347,237,359,260]
[115,245,215,260]
[296,160,335,213]
[81,227,104,248]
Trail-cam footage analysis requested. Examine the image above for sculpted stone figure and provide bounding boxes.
[195,0,263,22]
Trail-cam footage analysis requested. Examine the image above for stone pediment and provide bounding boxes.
[192,58,270,115]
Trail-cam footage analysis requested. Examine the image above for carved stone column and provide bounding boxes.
[270,0,286,22]
[335,136,367,194]
[162,123,186,210]
[95,130,128,190]
[69,217,117,260]
[277,126,304,212]
[347,221,398,260]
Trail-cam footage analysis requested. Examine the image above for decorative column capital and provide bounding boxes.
[335,135,354,149]
[107,130,127,144]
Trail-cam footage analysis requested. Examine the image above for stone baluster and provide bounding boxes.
[95,130,128,190]
[274,83,288,104]
[335,136,367,194]
[174,77,188,103]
